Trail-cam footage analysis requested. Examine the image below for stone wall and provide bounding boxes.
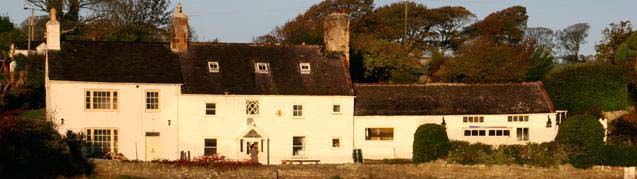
[92,159,626,179]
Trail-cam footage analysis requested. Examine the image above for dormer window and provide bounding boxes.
[208,61,219,73]
[255,63,269,73]
[299,63,311,74]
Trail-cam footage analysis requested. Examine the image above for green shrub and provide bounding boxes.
[412,124,450,163]
[0,110,93,178]
[598,145,637,166]
[555,115,605,168]
[447,141,493,165]
[544,64,629,114]
[525,142,569,167]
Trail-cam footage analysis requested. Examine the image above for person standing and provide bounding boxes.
[249,143,259,164]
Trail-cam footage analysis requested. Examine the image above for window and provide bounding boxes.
[145,91,159,111]
[208,61,220,73]
[85,90,118,110]
[365,128,394,140]
[488,129,511,136]
[516,127,529,141]
[508,115,529,122]
[463,129,486,136]
[205,103,216,115]
[293,105,303,117]
[204,139,217,155]
[246,100,259,115]
[332,105,341,114]
[463,116,484,123]
[332,138,340,148]
[85,128,118,154]
[292,136,305,156]
[299,63,311,74]
[255,63,269,73]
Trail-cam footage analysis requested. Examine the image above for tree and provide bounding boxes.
[596,21,633,63]
[435,37,534,83]
[525,47,554,81]
[83,0,173,42]
[608,114,637,145]
[555,115,605,168]
[257,0,373,45]
[465,6,528,44]
[413,124,450,163]
[556,23,590,63]
[544,64,629,114]
[359,38,423,83]
[525,27,555,50]
[429,6,474,51]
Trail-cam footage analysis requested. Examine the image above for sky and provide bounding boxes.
[1,0,636,55]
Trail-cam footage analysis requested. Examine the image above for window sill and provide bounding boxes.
[291,156,307,159]
[145,110,160,113]
[332,113,342,115]
[291,117,304,119]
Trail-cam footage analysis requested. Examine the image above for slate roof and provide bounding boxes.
[48,41,354,95]
[354,82,555,116]
[49,41,182,84]
[179,43,353,95]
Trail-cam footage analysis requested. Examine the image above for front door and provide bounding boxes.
[145,132,161,161]
[242,138,267,163]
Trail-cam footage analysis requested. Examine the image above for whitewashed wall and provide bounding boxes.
[178,94,355,164]
[46,80,181,160]
[354,113,559,160]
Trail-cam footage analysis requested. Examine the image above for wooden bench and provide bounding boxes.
[281,159,320,165]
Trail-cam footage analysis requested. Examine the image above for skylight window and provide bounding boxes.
[299,63,311,74]
[208,61,220,73]
[255,63,269,73]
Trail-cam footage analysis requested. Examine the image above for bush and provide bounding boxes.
[447,141,493,165]
[0,110,93,178]
[555,115,605,168]
[412,124,450,163]
[544,64,629,114]
[598,145,637,166]
[156,154,259,171]
[447,141,568,167]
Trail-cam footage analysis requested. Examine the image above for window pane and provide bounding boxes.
[333,105,341,113]
[471,130,478,136]
[488,130,495,136]
[479,130,486,136]
[332,138,340,147]
[504,130,510,136]
[464,130,470,136]
[365,128,393,140]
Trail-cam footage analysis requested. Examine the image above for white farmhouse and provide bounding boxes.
[45,4,565,164]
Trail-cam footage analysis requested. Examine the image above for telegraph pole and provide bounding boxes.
[24,6,35,56]
[403,0,408,44]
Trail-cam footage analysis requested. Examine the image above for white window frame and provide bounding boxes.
[508,115,529,122]
[145,90,159,112]
[204,138,217,155]
[462,116,484,123]
[246,100,259,116]
[85,128,119,154]
[208,61,220,73]
[299,63,311,74]
[516,127,529,141]
[254,62,269,73]
[292,136,305,156]
[292,104,303,118]
[85,90,118,111]
[205,102,216,116]
[365,128,394,141]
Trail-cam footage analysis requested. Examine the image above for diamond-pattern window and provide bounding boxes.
[246,100,259,115]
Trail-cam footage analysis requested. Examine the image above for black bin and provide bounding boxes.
[353,149,363,163]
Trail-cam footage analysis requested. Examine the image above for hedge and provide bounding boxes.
[446,141,568,167]
[555,115,605,168]
[412,124,450,163]
[544,64,629,114]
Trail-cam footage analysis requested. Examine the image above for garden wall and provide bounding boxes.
[92,159,627,179]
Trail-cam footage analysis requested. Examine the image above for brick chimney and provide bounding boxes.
[324,13,350,63]
[46,8,60,51]
[171,3,189,53]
